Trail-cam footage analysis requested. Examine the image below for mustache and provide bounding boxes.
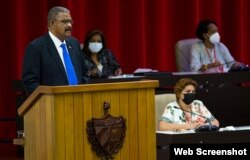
[65,28,72,32]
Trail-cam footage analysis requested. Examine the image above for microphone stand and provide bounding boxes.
[173,106,219,132]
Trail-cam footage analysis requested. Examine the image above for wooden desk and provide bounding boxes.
[144,71,250,127]
[89,74,146,83]
[143,71,250,87]
[156,126,250,160]
[15,72,250,127]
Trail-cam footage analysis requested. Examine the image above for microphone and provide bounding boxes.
[173,106,219,132]
[212,61,236,68]
[200,61,236,72]
[222,61,237,65]
[173,106,212,124]
[213,61,249,72]
[228,62,250,72]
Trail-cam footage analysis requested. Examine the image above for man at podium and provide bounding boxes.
[22,6,88,94]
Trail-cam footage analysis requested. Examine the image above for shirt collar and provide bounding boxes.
[48,31,66,47]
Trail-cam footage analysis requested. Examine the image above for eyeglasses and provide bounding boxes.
[54,19,74,25]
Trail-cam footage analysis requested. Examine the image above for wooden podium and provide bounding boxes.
[18,80,158,160]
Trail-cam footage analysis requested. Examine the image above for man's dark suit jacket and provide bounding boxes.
[22,33,88,94]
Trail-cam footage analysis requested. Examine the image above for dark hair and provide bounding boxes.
[83,29,107,56]
[195,19,217,40]
[174,78,198,100]
[47,6,69,26]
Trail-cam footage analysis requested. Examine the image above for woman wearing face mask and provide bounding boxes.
[158,78,219,131]
[190,19,241,72]
[82,29,122,78]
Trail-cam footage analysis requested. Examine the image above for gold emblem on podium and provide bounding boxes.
[86,102,126,160]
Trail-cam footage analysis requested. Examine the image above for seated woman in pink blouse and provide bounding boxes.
[159,78,219,131]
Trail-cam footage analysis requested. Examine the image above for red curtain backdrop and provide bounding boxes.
[1,0,250,139]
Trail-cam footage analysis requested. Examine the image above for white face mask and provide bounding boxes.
[209,32,220,44]
[89,42,103,53]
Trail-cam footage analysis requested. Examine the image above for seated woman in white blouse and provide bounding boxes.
[190,19,243,73]
[158,78,219,131]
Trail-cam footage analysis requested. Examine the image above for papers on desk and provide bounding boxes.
[235,126,250,130]
[156,126,250,134]
[225,126,250,131]
[172,71,200,75]
[108,74,141,79]
[219,126,250,131]
[134,68,158,73]
[220,126,236,131]
[133,68,159,76]
[156,130,196,134]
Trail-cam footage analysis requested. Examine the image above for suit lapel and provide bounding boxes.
[66,40,77,66]
[45,34,68,81]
